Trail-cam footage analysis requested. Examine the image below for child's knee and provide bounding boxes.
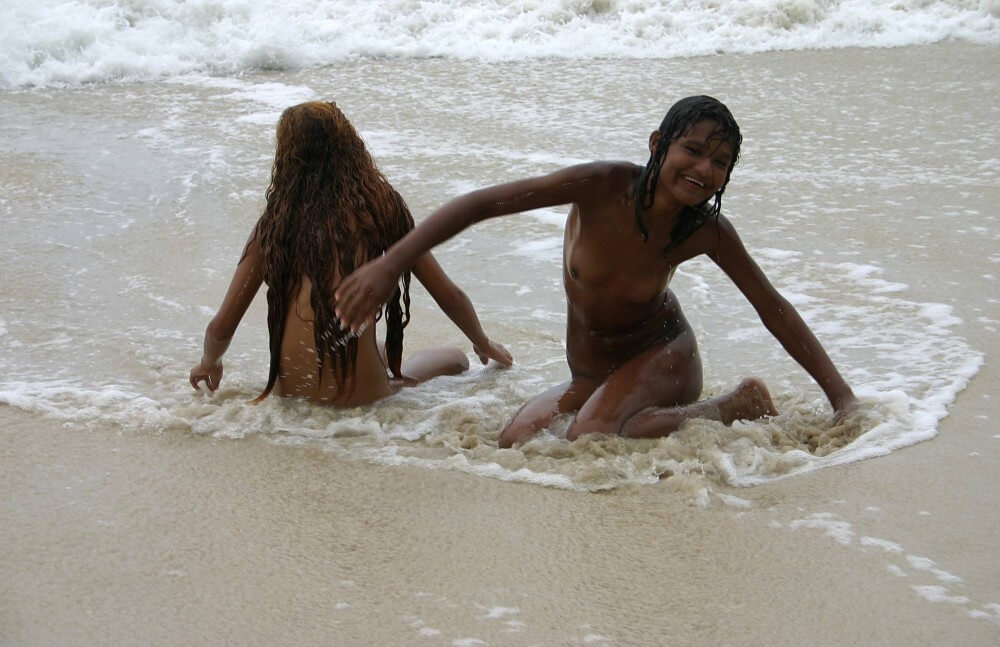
[443,347,470,374]
[498,427,518,448]
[400,346,469,382]
[422,346,469,377]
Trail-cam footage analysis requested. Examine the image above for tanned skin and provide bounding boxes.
[189,233,512,406]
[189,101,511,406]
[335,119,856,445]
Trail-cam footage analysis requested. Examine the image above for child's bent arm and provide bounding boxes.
[189,229,265,391]
[411,252,513,367]
[709,216,856,412]
[335,164,606,330]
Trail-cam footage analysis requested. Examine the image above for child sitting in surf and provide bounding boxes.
[189,101,512,406]
[333,95,857,445]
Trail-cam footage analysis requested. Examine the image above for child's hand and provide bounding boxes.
[832,392,860,424]
[474,340,513,367]
[335,256,399,332]
[190,360,224,392]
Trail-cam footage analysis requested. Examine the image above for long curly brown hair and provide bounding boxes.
[252,101,414,400]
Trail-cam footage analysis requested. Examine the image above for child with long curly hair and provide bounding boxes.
[190,101,511,406]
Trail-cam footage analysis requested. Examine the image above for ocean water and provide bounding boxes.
[1,1,997,497]
[3,0,999,89]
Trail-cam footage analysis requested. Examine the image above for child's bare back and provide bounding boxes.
[189,101,511,406]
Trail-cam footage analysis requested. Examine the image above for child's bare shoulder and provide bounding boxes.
[577,160,641,181]
[562,161,640,201]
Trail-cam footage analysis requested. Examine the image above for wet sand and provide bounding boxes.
[3,351,997,646]
[2,41,999,645]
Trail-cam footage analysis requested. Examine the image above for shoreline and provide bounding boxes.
[2,40,998,646]
[3,355,997,646]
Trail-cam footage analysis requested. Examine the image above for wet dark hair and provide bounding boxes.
[250,101,414,401]
[634,95,742,253]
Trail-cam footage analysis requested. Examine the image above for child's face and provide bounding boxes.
[651,119,734,209]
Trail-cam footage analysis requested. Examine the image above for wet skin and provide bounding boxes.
[189,101,513,404]
[334,120,856,445]
[189,233,512,404]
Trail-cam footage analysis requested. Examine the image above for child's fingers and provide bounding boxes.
[475,343,513,367]
[335,288,369,330]
[333,280,359,322]
[190,368,221,392]
[336,276,374,321]
[496,345,513,367]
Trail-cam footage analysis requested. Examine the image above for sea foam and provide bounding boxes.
[2,0,999,89]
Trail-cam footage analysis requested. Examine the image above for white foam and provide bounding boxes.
[967,602,1000,623]
[912,585,970,605]
[784,512,992,616]
[716,493,753,509]
[906,555,963,583]
[860,536,904,554]
[0,54,989,497]
[370,449,587,492]
[482,606,519,619]
[887,564,908,577]
[510,236,563,263]
[727,389,948,487]
[527,208,571,228]
[788,512,854,545]
[0,308,981,494]
[3,0,998,89]
[756,247,802,260]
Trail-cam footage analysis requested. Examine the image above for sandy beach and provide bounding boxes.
[2,3,999,642]
[3,346,998,645]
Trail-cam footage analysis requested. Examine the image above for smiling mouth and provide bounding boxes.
[682,175,705,188]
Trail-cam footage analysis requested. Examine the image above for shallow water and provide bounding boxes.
[1,42,996,494]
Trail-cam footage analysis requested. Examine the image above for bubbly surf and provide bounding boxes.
[0,33,994,498]
[2,0,999,89]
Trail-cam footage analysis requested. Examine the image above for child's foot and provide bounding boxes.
[722,377,778,424]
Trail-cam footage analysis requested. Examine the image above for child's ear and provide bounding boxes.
[648,130,661,155]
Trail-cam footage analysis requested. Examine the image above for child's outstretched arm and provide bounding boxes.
[709,215,857,414]
[189,229,264,392]
[334,164,603,331]
[411,252,512,367]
